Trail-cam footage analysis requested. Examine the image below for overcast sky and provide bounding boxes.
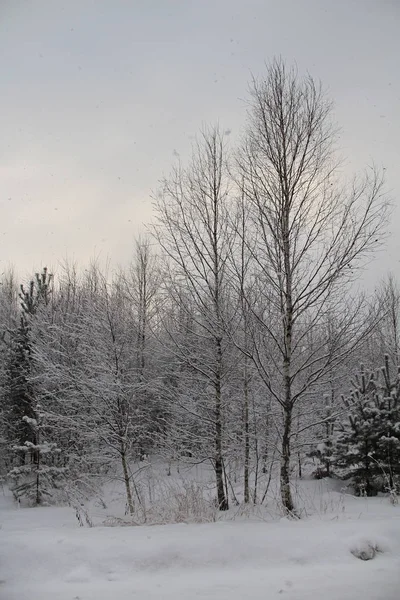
[1,0,399,282]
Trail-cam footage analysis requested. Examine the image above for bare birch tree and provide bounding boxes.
[238,59,388,514]
[152,126,234,510]
[120,238,165,458]
[123,237,160,380]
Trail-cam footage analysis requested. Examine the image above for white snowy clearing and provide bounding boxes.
[1,478,400,600]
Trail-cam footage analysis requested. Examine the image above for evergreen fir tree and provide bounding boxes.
[309,393,336,478]
[3,269,53,465]
[375,356,400,493]
[335,359,400,497]
[8,403,66,505]
[335,366,383,496]
[4,304,35,460]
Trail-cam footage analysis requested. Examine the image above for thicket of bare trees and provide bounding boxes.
[0,60,396,517]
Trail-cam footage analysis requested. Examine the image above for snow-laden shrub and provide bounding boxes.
[139,477,218,525]
[99,466,219,526]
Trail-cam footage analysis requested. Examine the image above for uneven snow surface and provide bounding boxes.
[1,489,400,599]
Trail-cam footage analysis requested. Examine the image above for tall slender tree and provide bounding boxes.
[238,59,388,513]
[153,126,234,510]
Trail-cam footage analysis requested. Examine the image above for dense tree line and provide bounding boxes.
[0,60,396,516]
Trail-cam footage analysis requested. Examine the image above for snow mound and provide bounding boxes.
[349,535,390,560]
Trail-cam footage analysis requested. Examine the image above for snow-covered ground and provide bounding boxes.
[2,476,400,600]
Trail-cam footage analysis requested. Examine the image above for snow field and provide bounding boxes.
[1,482,400,600]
